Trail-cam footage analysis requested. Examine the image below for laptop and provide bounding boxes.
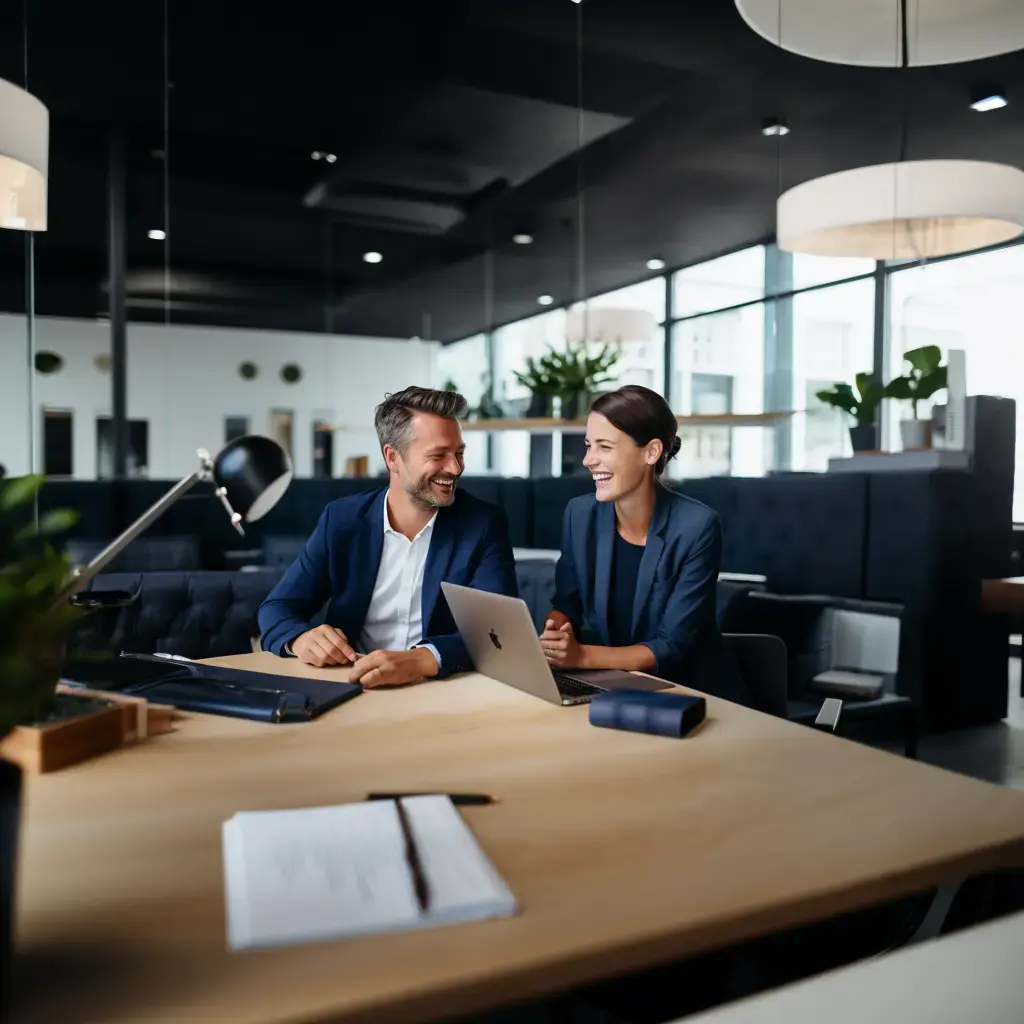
[441,582,672,706]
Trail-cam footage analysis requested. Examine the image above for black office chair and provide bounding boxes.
[723,633,842,732]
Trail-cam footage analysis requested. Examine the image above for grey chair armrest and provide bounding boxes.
[749,591,903,618]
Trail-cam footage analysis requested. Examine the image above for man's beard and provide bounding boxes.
[404,471,460,508]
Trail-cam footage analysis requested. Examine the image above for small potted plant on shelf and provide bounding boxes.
[814,372,884,453]
[0,471,82,996]
[884,345,948,451]
[512,354,562,417]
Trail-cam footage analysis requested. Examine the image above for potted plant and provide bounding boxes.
[0,471,81,999]
[814,372,884,453]
[884,345,948,451]
[512,354,561,417]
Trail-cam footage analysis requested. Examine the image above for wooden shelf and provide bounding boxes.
[461,412,794,433]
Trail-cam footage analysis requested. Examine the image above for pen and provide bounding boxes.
[393,798,431,915]
[368,792,495,807]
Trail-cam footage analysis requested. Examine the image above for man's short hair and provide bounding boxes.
[374,386,468,455]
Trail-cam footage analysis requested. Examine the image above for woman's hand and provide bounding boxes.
[540,618,585,668]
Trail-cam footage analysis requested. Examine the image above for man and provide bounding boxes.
[258,386,517,688]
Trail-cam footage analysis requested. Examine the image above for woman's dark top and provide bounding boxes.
[609,531,645,648]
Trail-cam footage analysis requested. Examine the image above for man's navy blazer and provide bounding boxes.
[552,487,751,705]
[258,487,517,676]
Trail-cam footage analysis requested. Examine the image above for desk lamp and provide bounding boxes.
[52,435,293,607]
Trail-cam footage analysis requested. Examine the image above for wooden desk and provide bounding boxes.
[14,653,1024,1024]
[982,576,1024,614]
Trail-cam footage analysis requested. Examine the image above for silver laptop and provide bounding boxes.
[441,582,671,706]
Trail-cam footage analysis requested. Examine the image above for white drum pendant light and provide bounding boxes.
[777,160,1024,260]
[735,0,1024,67]
[565,307,657,346]
[0,78,48,231]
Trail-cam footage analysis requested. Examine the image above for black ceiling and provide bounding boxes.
[0,0,1022,342]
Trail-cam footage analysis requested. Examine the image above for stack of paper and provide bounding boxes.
[222,795,517,950]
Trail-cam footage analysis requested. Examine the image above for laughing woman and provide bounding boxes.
[541,385,751,706]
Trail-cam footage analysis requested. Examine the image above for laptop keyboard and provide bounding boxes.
[554,674,603,698]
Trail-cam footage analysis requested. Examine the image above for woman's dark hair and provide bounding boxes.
[590,385,681,477]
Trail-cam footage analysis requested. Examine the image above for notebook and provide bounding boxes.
[222,795,517,950]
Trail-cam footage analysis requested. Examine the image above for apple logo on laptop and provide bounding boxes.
[489,629,502,651]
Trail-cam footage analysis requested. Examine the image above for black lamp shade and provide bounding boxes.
[213,435,293,523]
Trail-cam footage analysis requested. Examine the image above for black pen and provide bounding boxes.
[368,792,495,807]
[393,798,431,915]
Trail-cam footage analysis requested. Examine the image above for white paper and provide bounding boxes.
[223,796,517,950]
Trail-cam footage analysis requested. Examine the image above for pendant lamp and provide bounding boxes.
[0,78,48,231]
[735,0,1024,67]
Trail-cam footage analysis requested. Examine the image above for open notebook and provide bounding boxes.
[223,795,517,950]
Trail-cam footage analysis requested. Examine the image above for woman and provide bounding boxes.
[541,384,751,706]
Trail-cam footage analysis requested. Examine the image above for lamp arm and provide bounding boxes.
[52,468,206,608]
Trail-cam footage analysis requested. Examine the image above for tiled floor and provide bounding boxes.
[907,658,1024,788]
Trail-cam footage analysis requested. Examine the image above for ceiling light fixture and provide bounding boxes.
[761,117,790,137]
[513,233,534,245]
[735,0,1024,66]
[325,153,337,163]
[148,228,166,240]
[311,151,322,160]
[971,89,1008,112]
[0,78,48,231]
[537,294,554,306]
[646,258,666,270]
[363,251,383,264]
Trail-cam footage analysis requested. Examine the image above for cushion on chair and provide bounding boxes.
[65,536,201,573]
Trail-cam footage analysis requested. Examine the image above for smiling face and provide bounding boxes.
[583,412,662,503]
[385,411,465,508]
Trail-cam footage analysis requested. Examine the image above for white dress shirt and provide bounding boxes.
[358,493,436,655]
[286,492,441,667]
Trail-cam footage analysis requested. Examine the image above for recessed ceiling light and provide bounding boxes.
[311,151,323,160]
[761,117,790,137]
[538,294,554,306]
[363,251,383,264]
[646,258,666,270]
[325,153,337,163]
[971,91,1008,112]
[148,228,166,241]
[513,233,534,245]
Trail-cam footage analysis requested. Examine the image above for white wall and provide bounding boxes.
[0,314,440,479]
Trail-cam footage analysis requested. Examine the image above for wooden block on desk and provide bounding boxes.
[0,697,125,774]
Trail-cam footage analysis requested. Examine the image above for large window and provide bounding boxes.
[669,304,767,479]
[888,245,1024,518]
[673,246,765,318]
[790,279,876,471]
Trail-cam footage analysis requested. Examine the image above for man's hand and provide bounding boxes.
[291,625,357,667]
[540,618,585,668]
[349,647,439,689]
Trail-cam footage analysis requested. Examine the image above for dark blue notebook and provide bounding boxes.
[589,688,706,738]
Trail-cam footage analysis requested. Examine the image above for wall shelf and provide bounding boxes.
[461,412,794,434]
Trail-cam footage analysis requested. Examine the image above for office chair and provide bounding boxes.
[723,633,842,732]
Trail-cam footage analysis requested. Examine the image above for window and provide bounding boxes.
[790,279,876,471]
[789,252,875,292]
[673,246,766,318]
[313,421,334,478]
[96,418,149,479]
[887,245,1024,517]
[43,409,73,477]
[570,279,667,393]
[224,416,250,443]
[438,334,490,473]
[670,303,767,479]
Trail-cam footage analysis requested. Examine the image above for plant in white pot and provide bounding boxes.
[0,471,81,1004]
[884,345,948,451]
[814,372,884,453]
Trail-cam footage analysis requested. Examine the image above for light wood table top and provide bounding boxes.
[14,652,1024,1024]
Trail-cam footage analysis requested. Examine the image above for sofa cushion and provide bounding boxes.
[65,536,201,573]
[81,570,283,659]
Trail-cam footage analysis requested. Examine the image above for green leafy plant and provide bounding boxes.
[884,345,948,419]
[513,342,621,417]
[0,473,81,739]
[814,372,884,426]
